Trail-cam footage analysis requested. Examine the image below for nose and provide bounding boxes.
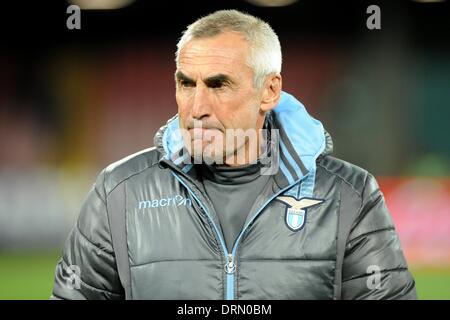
[191,84,212,120]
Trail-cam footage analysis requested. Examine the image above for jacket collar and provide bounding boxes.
[154,91,332,188]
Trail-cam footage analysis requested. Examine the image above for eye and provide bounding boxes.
[209,81,224,89]
[207,80,228,89]
[180,80,195,87]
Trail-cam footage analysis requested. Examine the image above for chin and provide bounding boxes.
[189,145,226,165]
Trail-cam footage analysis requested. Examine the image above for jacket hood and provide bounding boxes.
[154,91,333,185]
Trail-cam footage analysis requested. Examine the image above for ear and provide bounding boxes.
[260,74,282,112]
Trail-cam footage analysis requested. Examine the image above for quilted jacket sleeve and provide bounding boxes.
[341,174,417,299]
[51,170,124,300]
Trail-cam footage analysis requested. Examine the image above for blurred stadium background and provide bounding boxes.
[0,0,449,299]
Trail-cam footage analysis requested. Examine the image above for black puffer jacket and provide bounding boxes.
[52,92,417,300]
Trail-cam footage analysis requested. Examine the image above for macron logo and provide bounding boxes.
[138,195,192,209]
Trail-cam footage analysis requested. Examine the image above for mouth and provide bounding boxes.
[188,127,222,143]
[188,127,222,139]
[188,127,221,132]
[187,125,221,131]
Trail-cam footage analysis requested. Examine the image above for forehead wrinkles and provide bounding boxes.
[179,42,248,66]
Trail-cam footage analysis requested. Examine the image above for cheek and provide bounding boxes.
[227,101,259,130]
[176,94,189,128]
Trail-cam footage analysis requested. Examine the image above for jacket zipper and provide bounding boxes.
[225,254,236,300]
[169,171,233,298]
[227,180,303,300]
[228,179,304,291]
[168,165,304,300]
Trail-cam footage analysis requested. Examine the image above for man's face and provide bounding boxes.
[175,31,265,165]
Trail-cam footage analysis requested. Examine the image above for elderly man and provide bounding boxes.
[52,10,416,300]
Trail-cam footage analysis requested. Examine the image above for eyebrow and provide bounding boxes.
[175,71,233,86]
[175,71,195,83]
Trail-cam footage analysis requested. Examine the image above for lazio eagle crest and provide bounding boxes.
[276,196,324,231]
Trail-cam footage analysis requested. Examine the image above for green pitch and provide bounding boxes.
[0,251,61,300]
[0,251,449,300]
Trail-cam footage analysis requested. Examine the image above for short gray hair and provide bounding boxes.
[175,10,282,89]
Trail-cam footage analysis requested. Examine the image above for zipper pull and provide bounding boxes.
[225,254,236,274]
